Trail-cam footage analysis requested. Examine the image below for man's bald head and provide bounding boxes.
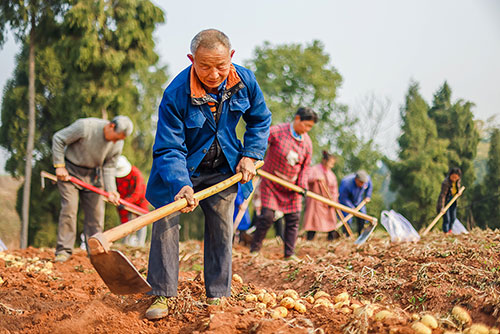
[190,29,232,54]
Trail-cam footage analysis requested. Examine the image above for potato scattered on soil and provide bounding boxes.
[353,304,376,318]
[261,293,274,305]
[232,273,243,283]
[314,291,330,300]
[412,321,432,334]
[283,289,299,300]
[375,310,394,321]
[490,329,499,334]
[421,314,438,329]
[255,302,267,310]
[452,305,472,325]
[293,300,307,313]
[334,291,349,303]
[305,295,315,304]
[340,307,351,314]
[271,306,288,319]
[313,298,333,308]
[245,294,257,302]
[464,324,490,334]
[280,297,296,309]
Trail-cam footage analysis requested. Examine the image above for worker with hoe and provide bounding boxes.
[144,29,272,320]
[437,167,462,234]
[338,170,372,235]
[52,116,134,262]
[250,107,317,261]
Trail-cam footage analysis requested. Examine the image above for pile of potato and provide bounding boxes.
[232,274,499,333]
[0,252,54,276]
[411,306,499,334]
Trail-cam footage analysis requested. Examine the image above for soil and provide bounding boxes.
[0,229,499,334]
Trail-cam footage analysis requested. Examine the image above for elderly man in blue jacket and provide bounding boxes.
[339,170,373,236]
[144,29,271,320]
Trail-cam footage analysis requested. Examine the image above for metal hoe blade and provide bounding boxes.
[89,250,151,295]
[354,224,377,246]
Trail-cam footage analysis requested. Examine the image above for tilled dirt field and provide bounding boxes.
[0,229,499,334]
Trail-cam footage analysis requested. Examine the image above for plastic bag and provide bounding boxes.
[451,218,468,235]
[380,210,420,242]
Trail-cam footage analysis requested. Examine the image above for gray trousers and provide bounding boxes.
[147,172,237,298]
[56,161,105,256]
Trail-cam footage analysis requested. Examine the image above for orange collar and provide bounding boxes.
[190,64,241,99]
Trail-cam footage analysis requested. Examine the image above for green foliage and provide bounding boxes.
[388,82,449,229]
[471,129,500,229]
[428,82,479,221]
[0,0,167,246]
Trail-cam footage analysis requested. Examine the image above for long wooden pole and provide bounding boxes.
[421,186,465,236]
[318,179,353,237]
[258,170,377,224]
[98,161,264,245]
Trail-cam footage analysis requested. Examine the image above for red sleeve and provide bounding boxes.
[122,166,147,204]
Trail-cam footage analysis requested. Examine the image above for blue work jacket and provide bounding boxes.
[339,173,373,221]
[146,64,272,208]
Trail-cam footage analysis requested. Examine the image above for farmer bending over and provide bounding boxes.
[250,107,317,261]
[52,116,133,262]
[144,29,271,320]
[338,170,372,235]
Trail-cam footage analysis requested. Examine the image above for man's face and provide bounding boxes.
[355,178,365,188]
[188,44,234,91]
[293,116,316,135]
[103,123,127,143]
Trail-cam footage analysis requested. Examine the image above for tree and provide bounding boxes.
[388,82,449,229]
[428,82,479,222]
[0,0,64,248]
[471,129,500,229]
[0,0,166,246]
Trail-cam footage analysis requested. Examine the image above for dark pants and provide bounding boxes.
[250,207,299,257]
[56,161,104,256]
[343,217,366,236]
[147,172,237,298]
[306,230,339,241]
[442,201,457,233]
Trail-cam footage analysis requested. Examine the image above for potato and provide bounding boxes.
[280,297,296,309]
[340,307,351,314]
[353,305,375,318]
[490,328,499,334]
[305,295,315,304]
[452,305,472,325]
[313,298,333,308]
[333,301,347,309]
[411,322,432,334]
[283,289,299,300]
[271,306,288,319]
[375,310,394,321]
[276,293,284,302]
[261,293,274,305]
[294,300,307,313]
[464,324,490,334]
[421,314,438,329]
[245,294,257,302]
[334,292,350,303]
[314,291,330,300]
[232,273,243,283]
[255,302,267,310]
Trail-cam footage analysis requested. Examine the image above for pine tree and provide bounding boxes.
[389,82,449,229]
[472,129,500,229]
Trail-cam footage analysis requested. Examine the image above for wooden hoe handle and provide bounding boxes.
[258,170,377,224]
[422,186,465,236]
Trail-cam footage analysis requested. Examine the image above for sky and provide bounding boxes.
[0,0,499,172]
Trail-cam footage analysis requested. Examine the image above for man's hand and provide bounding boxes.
[175,186,198,213]
[236,157,256,184]
[365,197,371,203]
[55,167,70,181]
[108,191,121,206]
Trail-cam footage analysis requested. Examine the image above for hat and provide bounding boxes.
[355,170,369,183]
[116,155,132,178]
